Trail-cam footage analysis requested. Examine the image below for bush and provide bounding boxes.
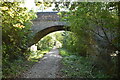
[59,48,112,78]
[2,2,37,78]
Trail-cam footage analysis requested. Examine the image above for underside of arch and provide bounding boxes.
[32,25,68,45]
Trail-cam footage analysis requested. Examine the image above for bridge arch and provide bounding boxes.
[29,12,69,46]
[32,25,68,45]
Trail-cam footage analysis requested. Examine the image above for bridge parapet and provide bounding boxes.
[33,12,60,21]
[31,12,69,35]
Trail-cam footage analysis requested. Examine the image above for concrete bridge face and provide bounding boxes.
[31,12,68,44]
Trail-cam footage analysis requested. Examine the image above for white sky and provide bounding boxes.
[23,0,55,12]
[22,0,118,12]
[22,0,75,12]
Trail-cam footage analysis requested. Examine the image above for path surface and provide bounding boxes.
[22,48,62,78]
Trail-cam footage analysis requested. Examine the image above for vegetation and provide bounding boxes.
[1,2,37,78]
[59,48,111,78]
[2,59,35,78]
[56,2,119,77]
[1,1,120,79]
[36,31,65,49]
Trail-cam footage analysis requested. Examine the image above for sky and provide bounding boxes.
[23,0,55,12]
[22,0,77,12]
[21,0,118,12]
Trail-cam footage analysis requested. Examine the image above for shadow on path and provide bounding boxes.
[22,48,62,78]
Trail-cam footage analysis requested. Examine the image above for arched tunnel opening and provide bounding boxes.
[28,25,71,61]
[32,25,70,45]
[36,31,65,50]
[30,30,71,53]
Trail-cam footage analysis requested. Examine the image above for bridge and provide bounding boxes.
[30,12,69,45]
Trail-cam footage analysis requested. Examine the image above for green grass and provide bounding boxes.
[28,48,52,61]
[59,48,70,57]
[59,48,111,78]
[28,50,46,62]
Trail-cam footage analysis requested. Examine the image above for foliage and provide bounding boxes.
[57,2,119,76]
[36,31,64,50]
[28,49,51,62]
[1,1,120,78]
[35,0,52,10]
[59,48,70,57]
[2,58,35,78]
[59,48,112,78]
[36,35,54,50]
[2,2,37,60]
[1,2,37,78]
[62,31,87,56]
[62,2,118,51]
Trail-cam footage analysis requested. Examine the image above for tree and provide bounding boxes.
[1,1,37,78]
[2,1,37,62]
[58,2,119,76]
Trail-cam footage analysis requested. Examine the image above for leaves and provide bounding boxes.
[2,2,37,78]
[60,49,111,78]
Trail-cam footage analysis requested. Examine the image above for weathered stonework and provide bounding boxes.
[30,12,68,45]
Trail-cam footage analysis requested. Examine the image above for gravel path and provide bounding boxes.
[22,48,62,78]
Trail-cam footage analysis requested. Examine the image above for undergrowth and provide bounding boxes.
[2,48,51,78]
[59,48,111,78]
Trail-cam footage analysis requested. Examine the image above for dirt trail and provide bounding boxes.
[22,48,62,78]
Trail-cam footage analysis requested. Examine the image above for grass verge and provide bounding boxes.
[59,48,111,78]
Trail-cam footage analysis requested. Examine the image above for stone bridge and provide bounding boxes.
[31,12,68,45]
